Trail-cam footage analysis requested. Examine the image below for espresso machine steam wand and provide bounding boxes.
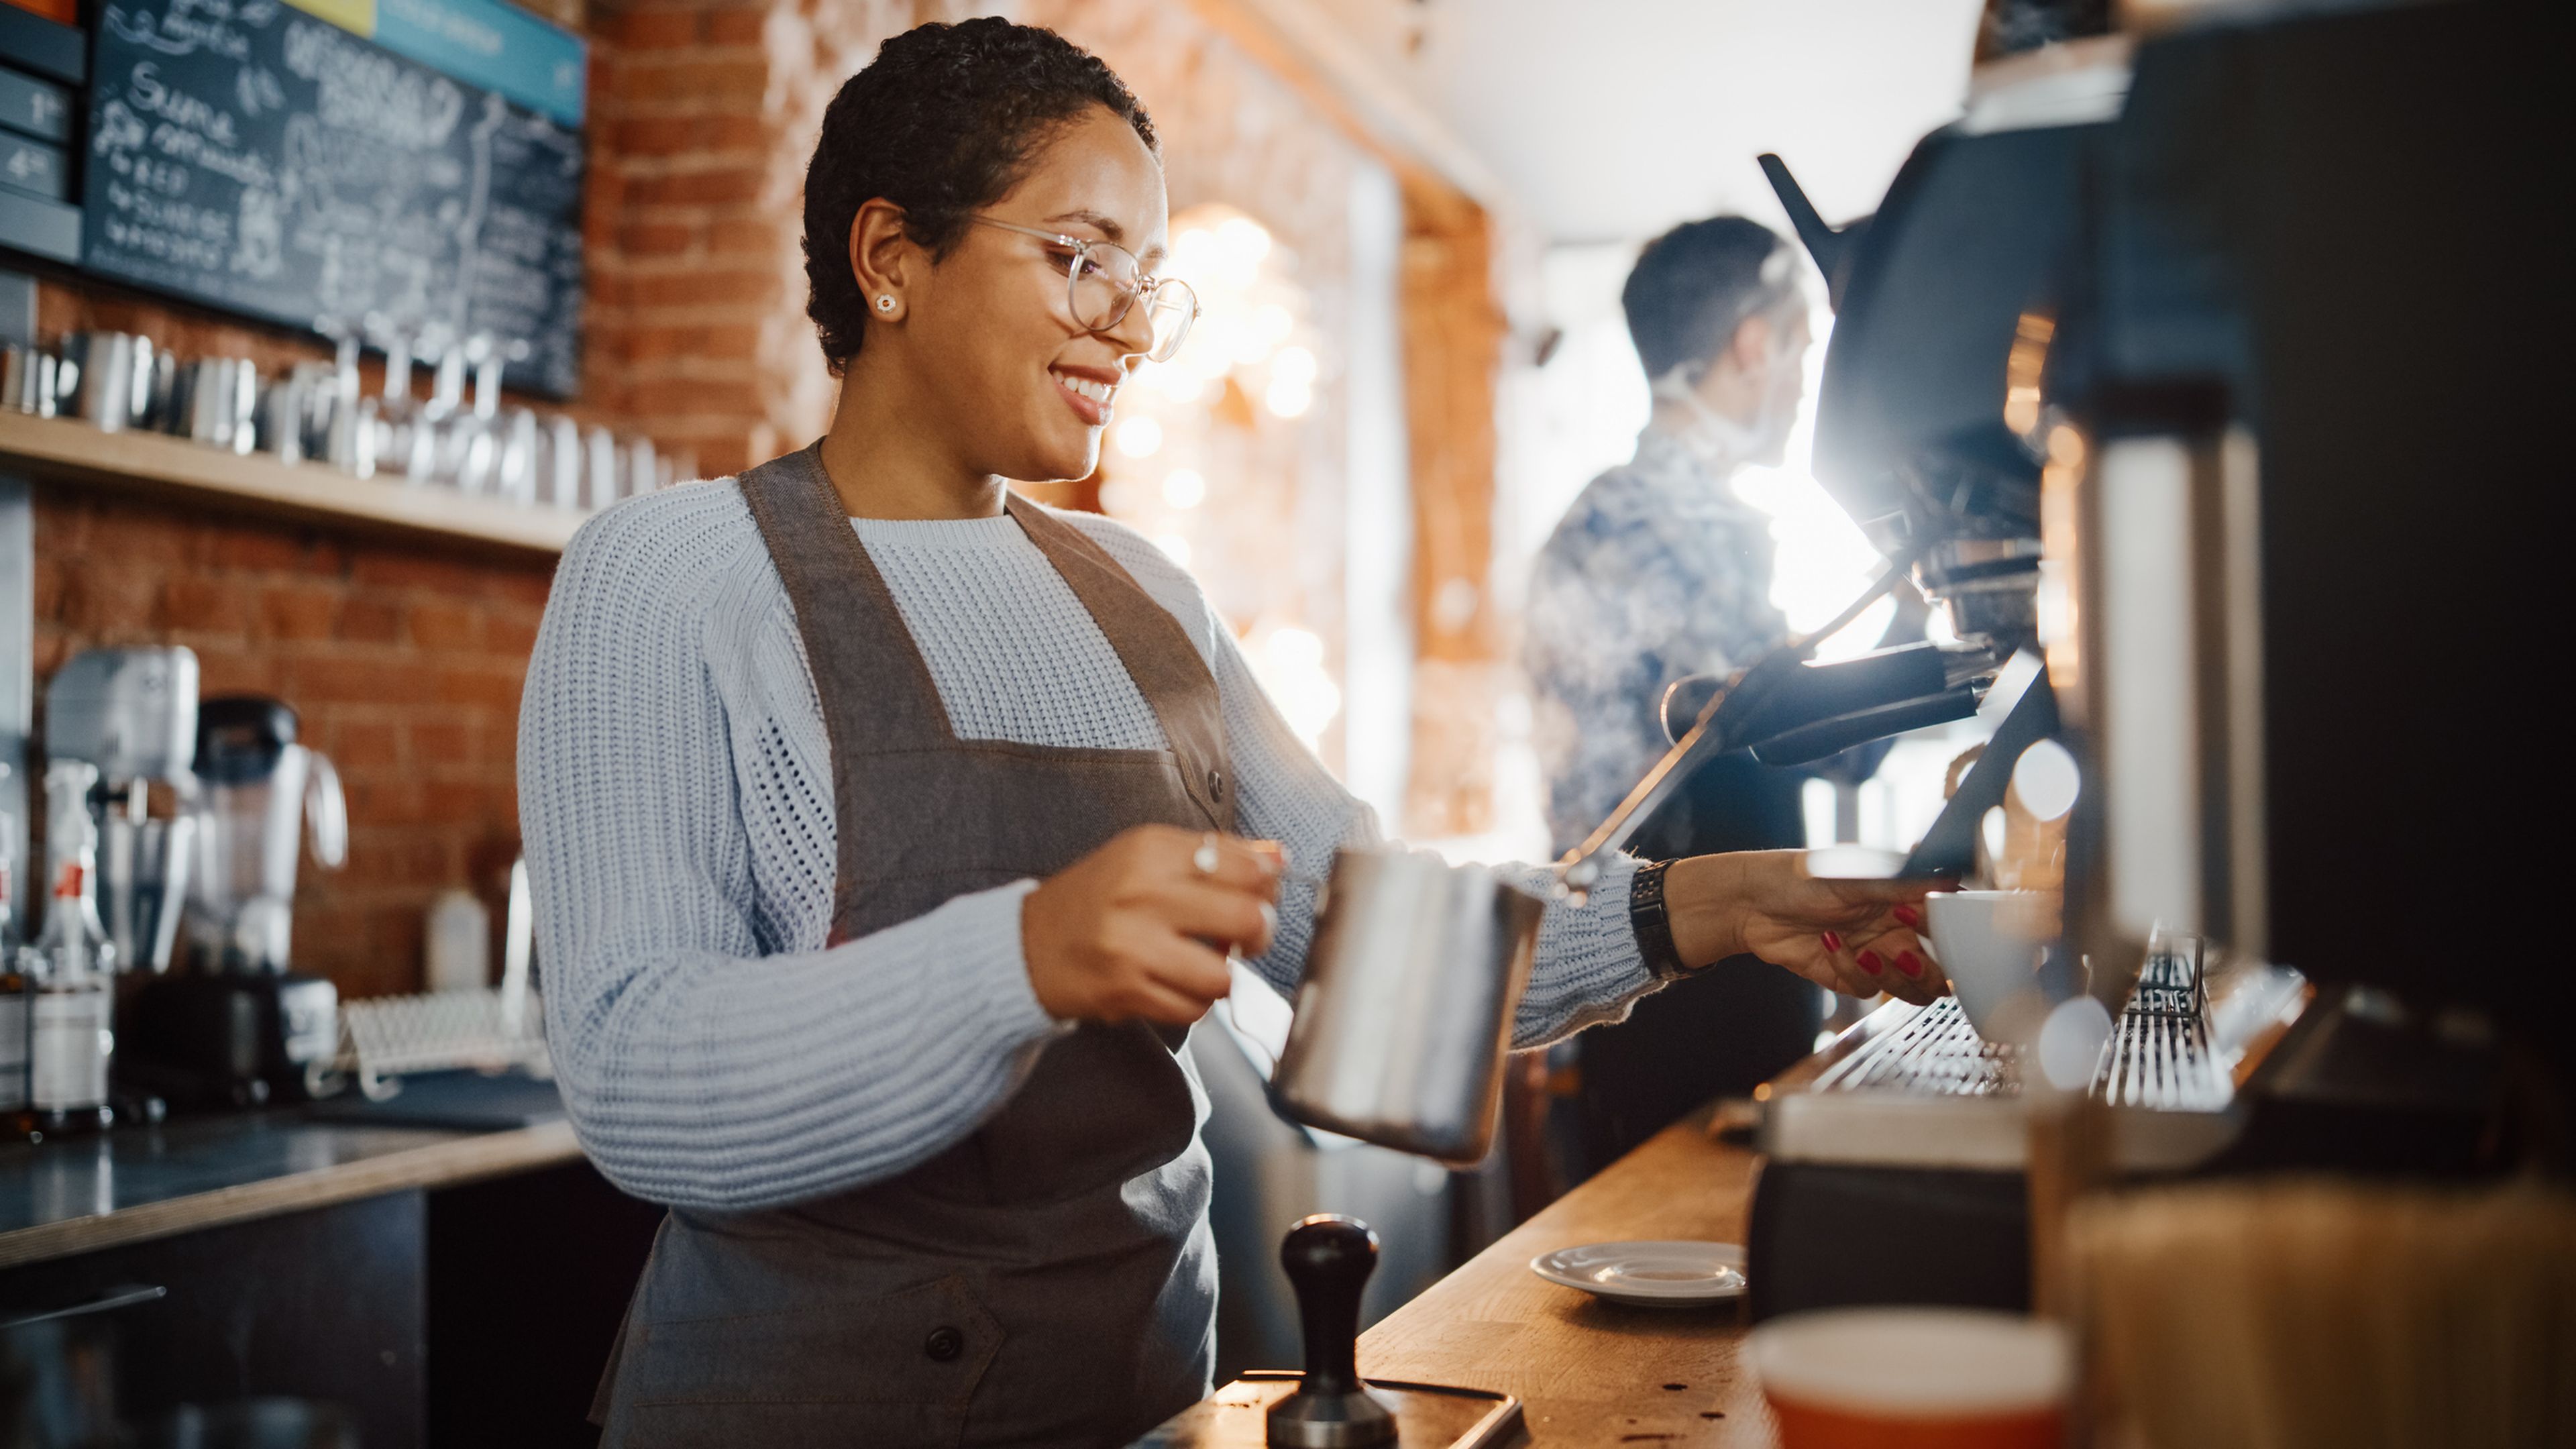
[1556,537,1960,903]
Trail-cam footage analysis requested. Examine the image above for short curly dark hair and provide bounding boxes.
[1621,216,1800,380]
[802,19,1158,374]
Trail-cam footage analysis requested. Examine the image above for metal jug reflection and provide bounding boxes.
[1270,848,1544,1165]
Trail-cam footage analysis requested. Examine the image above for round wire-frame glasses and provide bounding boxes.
[967,215,1199,364]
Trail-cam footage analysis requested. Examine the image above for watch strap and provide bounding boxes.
[1629,858,1693,983]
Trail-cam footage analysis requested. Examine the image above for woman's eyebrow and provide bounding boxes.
[1044,209,1124,244]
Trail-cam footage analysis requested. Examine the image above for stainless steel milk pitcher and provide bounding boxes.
[1271,848,1545,1165]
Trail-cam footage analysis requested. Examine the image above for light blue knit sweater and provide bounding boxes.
[516,479,1652,1214]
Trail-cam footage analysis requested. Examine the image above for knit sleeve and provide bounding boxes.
[517,492,1061,1213]
[1208,607,1659,1049]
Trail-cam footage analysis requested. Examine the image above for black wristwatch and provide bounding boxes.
[1629,859,1697,983]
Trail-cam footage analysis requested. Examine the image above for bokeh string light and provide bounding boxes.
[1100,203,1344,751]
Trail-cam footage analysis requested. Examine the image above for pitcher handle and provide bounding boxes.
[303,748,348,869]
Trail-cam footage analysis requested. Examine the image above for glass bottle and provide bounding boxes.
[21,760,115,1136]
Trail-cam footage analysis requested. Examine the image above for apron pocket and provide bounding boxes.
[617,1274,1000,1449]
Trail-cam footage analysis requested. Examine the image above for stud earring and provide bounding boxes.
[875,296,896,313]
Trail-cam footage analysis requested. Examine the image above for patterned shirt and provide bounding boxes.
[1525,427,1789,852]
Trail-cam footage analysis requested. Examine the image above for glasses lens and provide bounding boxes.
[1068,241,1142,331]
[1143,280,1197,364]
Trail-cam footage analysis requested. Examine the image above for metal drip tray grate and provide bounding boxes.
[2099,949,2229,1111]
[1807,945,2225,1108]
[1760,942,2300,1172]
[1813,996,2021,1096]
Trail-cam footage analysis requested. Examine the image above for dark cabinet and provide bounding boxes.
[427,1163,663,1449]
[1,1192,429,1448]
[0,1162,660,1448]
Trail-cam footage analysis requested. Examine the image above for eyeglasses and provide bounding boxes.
[967,216,1199,364]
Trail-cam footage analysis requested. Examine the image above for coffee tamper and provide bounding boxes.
[1268,1214,1398,1447]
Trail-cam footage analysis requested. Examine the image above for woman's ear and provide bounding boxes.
[849,198,915,322]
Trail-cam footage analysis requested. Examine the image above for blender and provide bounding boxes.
[188,697,345,973]
[127,697,345,1104]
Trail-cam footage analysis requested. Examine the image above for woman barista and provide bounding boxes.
[519,19,1943,1447]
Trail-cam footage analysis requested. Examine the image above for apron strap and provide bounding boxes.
[737,441,1240,921]
[737,442,956,753]
[1004,493,1234,833]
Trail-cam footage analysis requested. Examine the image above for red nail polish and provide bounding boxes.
[1893,904,1921,929]
[1896,951,1924,978]
[1821,931,1843,954]
[1857,951,1882,974]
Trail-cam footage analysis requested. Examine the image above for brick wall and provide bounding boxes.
[12,2,612,1000]
[582,0,943,476]
[26,487,547,998]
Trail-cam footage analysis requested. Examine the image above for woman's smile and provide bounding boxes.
[1052,364,1121,427]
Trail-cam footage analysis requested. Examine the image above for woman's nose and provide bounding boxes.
[1102,290,1158,361]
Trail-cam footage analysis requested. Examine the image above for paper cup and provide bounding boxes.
[1924,890,2057,1041]
[1751,1307,2070,1449]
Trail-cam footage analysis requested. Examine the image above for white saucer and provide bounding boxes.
[1529,1240,1748,1308]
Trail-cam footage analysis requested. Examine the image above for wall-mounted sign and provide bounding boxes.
[282,0,583,126]
[78,0,585,394]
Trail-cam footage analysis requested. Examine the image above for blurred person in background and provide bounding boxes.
[1525,217,1846,1181]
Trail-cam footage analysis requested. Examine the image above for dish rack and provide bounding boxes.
[332,985,550,1100]
[329,857,549,1099]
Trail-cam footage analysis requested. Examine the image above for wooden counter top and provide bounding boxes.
[1358,1109,1778,1446]
[0,1110,583,1269]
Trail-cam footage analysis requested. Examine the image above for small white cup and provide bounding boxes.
[1925,890,2058,1041]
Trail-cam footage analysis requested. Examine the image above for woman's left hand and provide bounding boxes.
[1662,850,1948,1005]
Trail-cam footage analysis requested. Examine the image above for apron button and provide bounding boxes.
[924,1326,964,1362]
[1206,766,1224,797]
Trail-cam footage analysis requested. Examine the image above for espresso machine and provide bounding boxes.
[1727,0,2553,1318]
[126,696,345,1104]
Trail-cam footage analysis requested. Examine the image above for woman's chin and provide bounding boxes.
[1016,432,1104,486]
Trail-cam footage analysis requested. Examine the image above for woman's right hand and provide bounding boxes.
[1021,825,1282,1027]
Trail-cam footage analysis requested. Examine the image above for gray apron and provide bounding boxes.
[593,443,1236,1448]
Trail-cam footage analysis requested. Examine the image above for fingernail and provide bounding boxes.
[1820,931,1843,954]
[1857,951,1882,974]
[1896,951,1924,978]
[1893,904,1921,929]
[1258,902,1278,936]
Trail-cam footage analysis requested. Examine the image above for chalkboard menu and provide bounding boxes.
[79,0,584,395]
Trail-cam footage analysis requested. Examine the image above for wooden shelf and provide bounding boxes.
[0,409,586,555]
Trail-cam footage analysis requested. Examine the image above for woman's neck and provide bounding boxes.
[816,356,1008,521]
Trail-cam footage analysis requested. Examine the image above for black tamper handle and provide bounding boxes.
[1270,1214,1396,1446]
[1285,1214,1373,1394]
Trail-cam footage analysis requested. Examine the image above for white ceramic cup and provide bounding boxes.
[1923,890,2057,1040]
